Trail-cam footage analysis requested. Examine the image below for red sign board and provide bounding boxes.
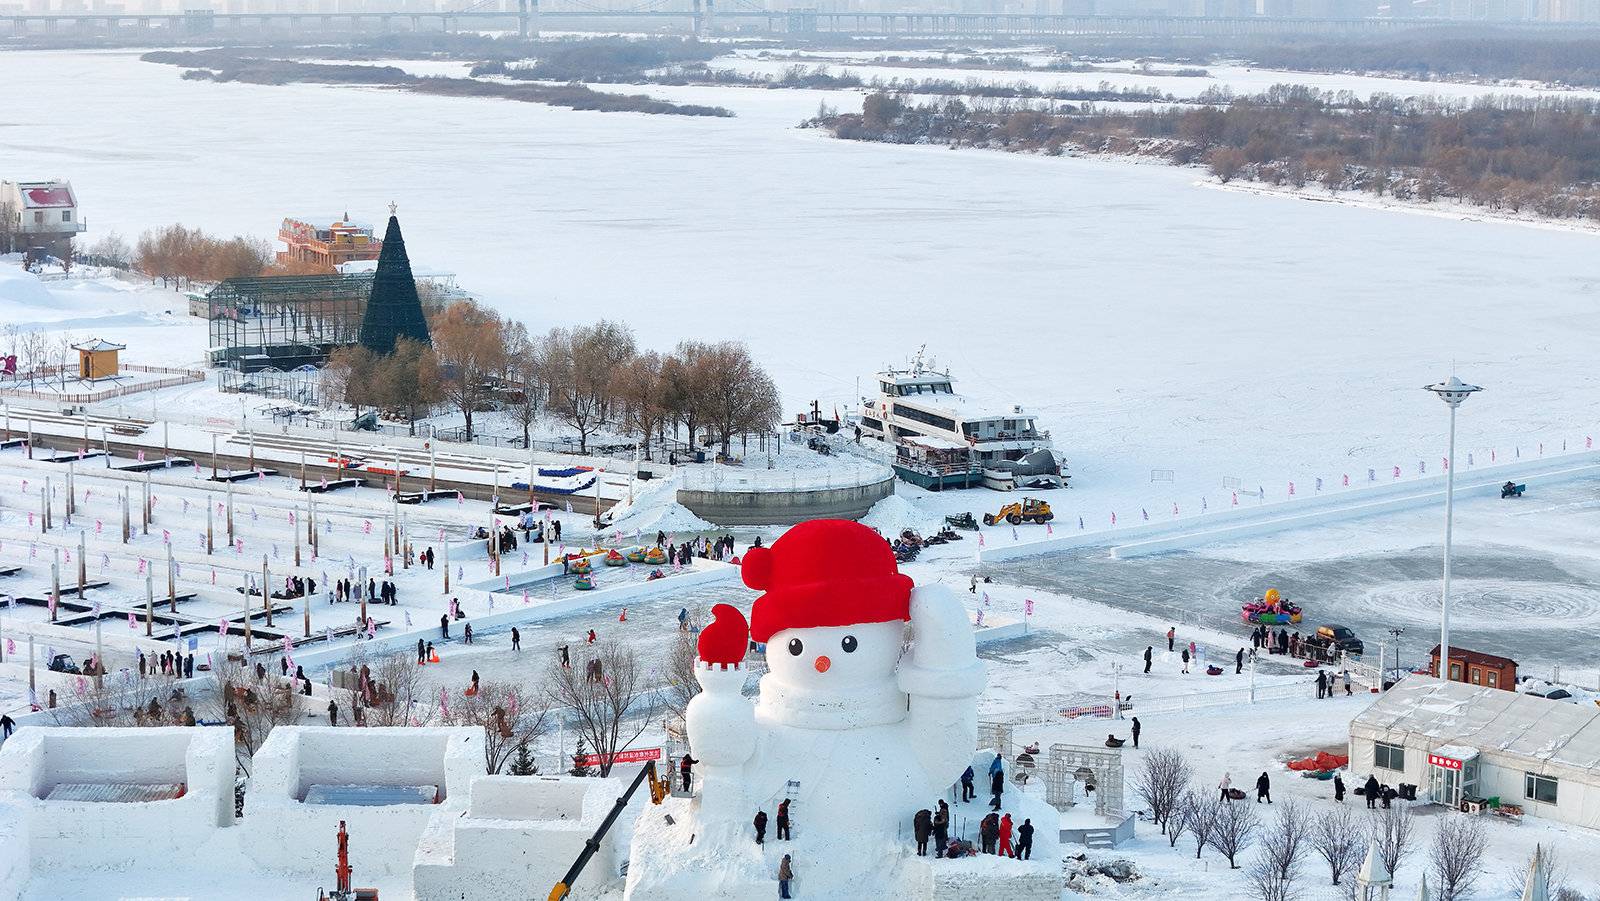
[578,746,662,767]
[1428,754,1463,770]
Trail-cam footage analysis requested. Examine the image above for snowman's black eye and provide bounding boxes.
[841,635,858,653]
[788,638,803,656]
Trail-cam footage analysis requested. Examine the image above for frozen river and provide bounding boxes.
[5,47,1600,675]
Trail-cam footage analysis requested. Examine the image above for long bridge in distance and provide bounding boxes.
[2,4,1590,38]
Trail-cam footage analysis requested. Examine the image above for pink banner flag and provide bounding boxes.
[1024,598,1034,615]
[1289,482,1295,496]
[128,612,137,630]
[219,619,228,638]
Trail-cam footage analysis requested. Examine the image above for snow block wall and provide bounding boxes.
[413,773,635,901]
[0,726,235,868]
[243,726,483,877]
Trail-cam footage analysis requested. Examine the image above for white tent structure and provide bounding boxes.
[1349,679,1600,829]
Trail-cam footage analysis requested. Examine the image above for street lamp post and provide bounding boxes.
[1424,376,1482,684]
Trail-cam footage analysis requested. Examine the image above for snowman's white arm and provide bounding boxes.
[897,584,986,700]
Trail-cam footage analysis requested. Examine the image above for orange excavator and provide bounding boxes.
[316,821,378,901]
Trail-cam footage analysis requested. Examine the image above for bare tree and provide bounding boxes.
[698,341,782,457]
[0,200,18,254]
[661,340,713,449]
[614,349,666,460]
[1262,799,1310,880]
[87,231,134,268]
[1247,851,1301,901]
[1209,793,1260,868]
[538,321,636,454]
[1312,805,1365,886]
[431,299,507,440]
[359,649,440,728]
[206,658,300,774]
[1181,789,1218,859]
[660,604,708,726]
[1371,804,1415,880]
[1430,815,1488,901]
[444,678,551,774]
[501,321,542,448]
[47,666,181,728]
[544,637,659,777]
[1133,746,1194,836]
[1505,844,1576,901]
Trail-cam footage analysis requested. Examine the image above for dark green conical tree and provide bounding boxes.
[358,214,431,355]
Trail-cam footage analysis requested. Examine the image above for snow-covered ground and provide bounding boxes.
[1,43,1598,901]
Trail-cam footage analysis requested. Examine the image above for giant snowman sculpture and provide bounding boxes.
[623,519,987,901]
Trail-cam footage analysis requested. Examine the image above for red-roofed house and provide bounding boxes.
[1,179,86,256]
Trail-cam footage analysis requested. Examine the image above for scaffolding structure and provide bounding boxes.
[206,273,374,372]
[1044,743,1124,816]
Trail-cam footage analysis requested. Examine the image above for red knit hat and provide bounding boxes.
[743,519,912,644]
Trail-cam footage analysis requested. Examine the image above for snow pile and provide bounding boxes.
[859,493,948,538]
[0,263,61,314]
[612,501,717,536]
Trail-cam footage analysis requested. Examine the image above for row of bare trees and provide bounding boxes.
[330,299,782,456]
[134,223,278,287]
[45,629,683,782]
[821,87,1600,224]
[1133,748,1513,901]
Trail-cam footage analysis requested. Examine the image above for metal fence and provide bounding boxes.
[0,365,204,404]
[1131,678,1313,716]
[680,462,893,493]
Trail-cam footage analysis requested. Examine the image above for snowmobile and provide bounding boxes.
[944,512,979,531]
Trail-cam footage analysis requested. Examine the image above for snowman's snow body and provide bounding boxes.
[661,520,986,898]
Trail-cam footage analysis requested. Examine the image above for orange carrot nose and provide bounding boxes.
[814,656,831,673]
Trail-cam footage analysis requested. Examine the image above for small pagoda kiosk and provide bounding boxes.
[74,339,125,381]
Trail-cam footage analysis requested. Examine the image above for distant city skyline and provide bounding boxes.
[1,0,1594,22]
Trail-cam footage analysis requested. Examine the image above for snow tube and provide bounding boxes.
[644,548,667,565]
[574,574,596,590]
[626,548,646,563]
[604,550,626,566]
[571,558,592,574]
[1206,665,1224,675]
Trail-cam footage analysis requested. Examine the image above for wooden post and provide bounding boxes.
[168,544,176,612]
[207,500,214,555]
[264,556,273,628]
[146,574,154,637]
[443,540,450,594]
[243,574,251,651]
[77,531,86,599]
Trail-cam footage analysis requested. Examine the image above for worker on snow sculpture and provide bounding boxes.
[685,519,986,861]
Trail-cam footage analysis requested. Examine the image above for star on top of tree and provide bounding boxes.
[388,201,398,217]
